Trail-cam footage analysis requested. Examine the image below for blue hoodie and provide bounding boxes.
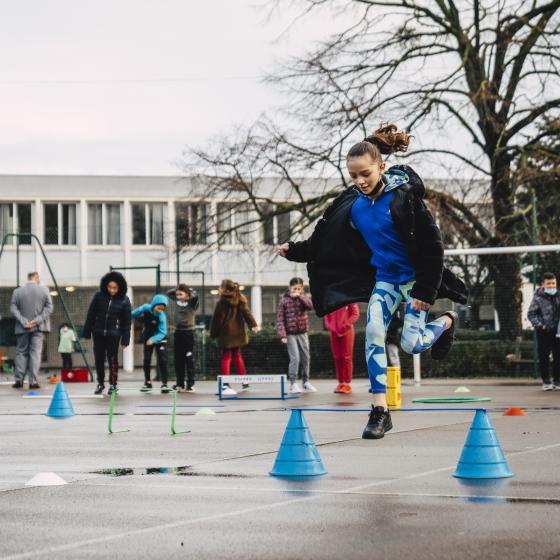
[131,294,168,344]
[350,168,416,284]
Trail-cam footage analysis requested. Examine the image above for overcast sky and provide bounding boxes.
[0,0,349,176]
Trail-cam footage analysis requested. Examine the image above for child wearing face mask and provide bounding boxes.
[279,123,467,439]
[528,271,560,390]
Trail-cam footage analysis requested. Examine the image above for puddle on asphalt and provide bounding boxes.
[92,466,249,478]
[456,477,513,504]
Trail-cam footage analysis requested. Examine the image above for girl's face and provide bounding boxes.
[347,154,386,198]
[107,281,119,297]
[176,290,189,302]
[289,284,303,296]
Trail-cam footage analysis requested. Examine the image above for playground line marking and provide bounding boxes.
[4,440,560,560]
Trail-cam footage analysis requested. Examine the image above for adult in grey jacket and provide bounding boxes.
[527,272,560,390]
[10,272,53,388]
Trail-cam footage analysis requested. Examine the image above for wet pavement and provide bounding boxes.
[1,375,559,559]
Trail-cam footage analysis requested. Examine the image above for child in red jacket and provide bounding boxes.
[324,304,359,394]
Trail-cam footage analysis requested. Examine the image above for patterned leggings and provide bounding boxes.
[366,280,448,394]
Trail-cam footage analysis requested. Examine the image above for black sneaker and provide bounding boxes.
[140,381,153,392]
[12,381,23,389]
[108,385,117,395]
[362,405,393,439]
[161,384,171,394]
[29,383,40,390]
[94,384,105,395]
[430,311,458,361]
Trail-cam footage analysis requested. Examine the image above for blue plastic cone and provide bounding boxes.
[46,382,75,418]
[453,410,513,479]
[270,409,327,478]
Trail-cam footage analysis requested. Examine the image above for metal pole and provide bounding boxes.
[175,226,180,286]
[445,244,560,256]
[531,191,539,379]
[16,234,20,287]
[156,265,161,293]
[413,353,421,386]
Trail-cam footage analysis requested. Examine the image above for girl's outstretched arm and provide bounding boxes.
[278,240,311,263]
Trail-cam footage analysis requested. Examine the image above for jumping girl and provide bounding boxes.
[279,123,467,439]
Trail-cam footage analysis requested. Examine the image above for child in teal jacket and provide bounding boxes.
[132,294,169,393]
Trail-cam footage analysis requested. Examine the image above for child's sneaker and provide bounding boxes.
[362,405,393,439]
[161,384,171,394]
[108,385,117,395]
[242,383,250,390]
[334,383,344,394]
[140,381,153,392]
[172,385,186,393]
[543,383,554,391]
[303,382,317,393]
[289,382,302,394]
[222,383,237,396]
[340,383,352,395]
[431,310,458,360]
[94,384,105,395]
[553,382,560,390]
[186,386,196,393]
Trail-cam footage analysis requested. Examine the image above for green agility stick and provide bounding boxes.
[412,397,491,404]
[171,390,190,436]
[108,389,130,434]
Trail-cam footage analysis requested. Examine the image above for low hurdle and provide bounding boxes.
[217,375,298,401]
[107,388,190,436]
[269,407,514,480]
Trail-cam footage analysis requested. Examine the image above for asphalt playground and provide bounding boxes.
[1,374,560,560]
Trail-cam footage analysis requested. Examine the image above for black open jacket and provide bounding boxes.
[285,165,468,317]
[83,271,132,345]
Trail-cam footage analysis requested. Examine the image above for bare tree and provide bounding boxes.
[185,0,560,338]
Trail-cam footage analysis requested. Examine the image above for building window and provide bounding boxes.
[217,203,253,246]
[176,202,208,246]
[0,203,32,245]
[88,203,121,245]
[106,204,120,245]
[261,204,291,245]
[132,203,165,245]
[44,203,77,245]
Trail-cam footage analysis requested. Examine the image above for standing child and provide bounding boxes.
[132,294,170,393]
[167,284,199,392]
[279,123,467,438]
[83,271,132,395]
[324,304,359,395]
[58,323,76,370]
[527,271,560,390]
[276,277,316,394]
[210,279,258,396]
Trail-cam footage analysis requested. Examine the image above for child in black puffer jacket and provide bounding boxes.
[83,271,132,395]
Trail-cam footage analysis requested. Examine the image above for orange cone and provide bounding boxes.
[502,407,526,416]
